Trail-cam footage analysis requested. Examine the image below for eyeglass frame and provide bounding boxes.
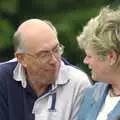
[23,43,64,64]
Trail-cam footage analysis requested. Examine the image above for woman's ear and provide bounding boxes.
[107,51,117,66]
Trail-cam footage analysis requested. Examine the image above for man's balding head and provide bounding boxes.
[16,19,57,35]
[13,19,58,53]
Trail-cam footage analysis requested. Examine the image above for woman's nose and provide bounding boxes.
[83,56,88,64]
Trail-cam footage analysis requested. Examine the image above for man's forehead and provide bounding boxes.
[36,42,59,51]
[24,38,59,53]
[34,43,59,54]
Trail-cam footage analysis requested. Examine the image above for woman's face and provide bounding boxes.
[83,47,114,83]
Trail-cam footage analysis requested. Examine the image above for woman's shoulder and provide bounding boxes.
[83,82,109,98]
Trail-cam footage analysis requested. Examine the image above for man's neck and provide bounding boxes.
[27,79,49,97]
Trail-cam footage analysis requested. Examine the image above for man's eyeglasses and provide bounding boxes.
[24,44,64,64]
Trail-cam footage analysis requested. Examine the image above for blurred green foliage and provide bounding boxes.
[0,19,14,48]
[0,0,119,75]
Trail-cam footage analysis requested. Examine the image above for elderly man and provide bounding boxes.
[0,19,91,120]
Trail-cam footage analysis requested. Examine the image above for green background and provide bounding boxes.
[0,0,119,76]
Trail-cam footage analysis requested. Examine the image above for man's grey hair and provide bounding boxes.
[13,19,57,54]
[77,6,120,64]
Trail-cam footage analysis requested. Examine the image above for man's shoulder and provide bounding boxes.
[67,65,86,76]
[0,61,18,90]
[65,64,91,85]
[0,61,18,75]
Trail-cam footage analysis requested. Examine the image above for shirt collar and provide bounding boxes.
[13,61,69,88]
[55,61,69,85]
[13,63,27,88]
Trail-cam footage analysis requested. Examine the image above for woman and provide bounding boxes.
[77,6,120,120]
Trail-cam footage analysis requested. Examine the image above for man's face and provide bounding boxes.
[25,43,61,85]
[19,25,61,85]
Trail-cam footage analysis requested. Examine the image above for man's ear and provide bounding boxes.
[107,51,117,66]
[15,53,27,67]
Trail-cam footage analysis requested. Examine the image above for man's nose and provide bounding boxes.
[49,51,58,63]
